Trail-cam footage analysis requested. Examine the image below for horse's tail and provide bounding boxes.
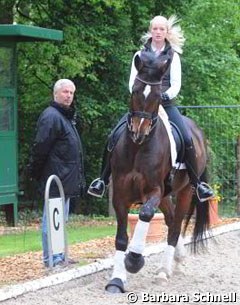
[183,169,210,252]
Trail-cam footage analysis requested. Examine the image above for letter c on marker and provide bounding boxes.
[53,208,60,230]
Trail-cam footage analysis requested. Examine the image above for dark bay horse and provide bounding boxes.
[105,51,210,293]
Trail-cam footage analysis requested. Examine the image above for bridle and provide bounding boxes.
[127,76,160,138]
[135,75,162,87]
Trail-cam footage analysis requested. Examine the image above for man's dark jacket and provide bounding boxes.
[28,101,85,198]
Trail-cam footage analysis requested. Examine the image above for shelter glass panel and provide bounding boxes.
[0,46,14,88]
[0,97,14,131]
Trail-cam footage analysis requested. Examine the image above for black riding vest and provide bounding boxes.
[143,39,175,106]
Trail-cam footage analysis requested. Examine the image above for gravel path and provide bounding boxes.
[2,229,240,305]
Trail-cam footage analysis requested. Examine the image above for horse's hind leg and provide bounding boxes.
[158,189,192,280]
[174,233,186,263]
[174,186,193,262]
[158,196,176,280]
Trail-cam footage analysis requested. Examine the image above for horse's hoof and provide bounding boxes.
[174,262,185,275]
[105,278,125,294]
[124,251,145,274]
[174,254,186,263]
[174,247,186,263]
[157,271,169,282]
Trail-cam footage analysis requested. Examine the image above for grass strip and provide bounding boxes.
[0,224,116,258]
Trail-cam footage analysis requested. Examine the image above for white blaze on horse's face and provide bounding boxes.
[131,85,153,144]
[143,85,151,98]
[132,117,152,144]
[138,117,151,136]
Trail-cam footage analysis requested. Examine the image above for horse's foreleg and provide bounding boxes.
[105,250,126,293]
[106,207,128,293]
[111,226,128,284]
[128,219,150,254]
[125,196,159,273]
[124,219,149,273]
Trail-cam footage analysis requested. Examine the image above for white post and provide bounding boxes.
[44,175,68,268]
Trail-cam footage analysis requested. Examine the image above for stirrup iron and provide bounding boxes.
[196,182,214,203]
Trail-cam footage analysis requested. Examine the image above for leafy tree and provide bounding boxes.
[181,0,240,106]
[2,0,239,215]
[180,0,240,210]
[16,0,133,214]
[0,0,15,23]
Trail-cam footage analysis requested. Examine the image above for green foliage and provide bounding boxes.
[2,0,238,215]
[179,0,240,214]
[16,1,133,214]
[181,0,240,106]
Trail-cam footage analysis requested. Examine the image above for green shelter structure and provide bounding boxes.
[0,24,63,225]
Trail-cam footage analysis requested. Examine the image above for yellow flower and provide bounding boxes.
[212,184,223,202]
[129,203,141,214]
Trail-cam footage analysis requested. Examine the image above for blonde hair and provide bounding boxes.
[141,15,185,54]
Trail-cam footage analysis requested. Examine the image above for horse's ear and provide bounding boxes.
[134,54,143,71]
[157,55,172,75]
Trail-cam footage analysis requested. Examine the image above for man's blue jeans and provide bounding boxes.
[42,198,70,267]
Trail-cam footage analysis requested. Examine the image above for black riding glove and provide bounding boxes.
[160,92,170,101]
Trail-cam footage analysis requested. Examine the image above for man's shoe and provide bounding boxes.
[87,178,105,198]
[55,260,66,267]
[196,182,214,202]
[51,258,66,267]
[54,258,78,267]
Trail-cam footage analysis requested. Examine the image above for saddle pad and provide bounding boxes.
[158,105,186,169]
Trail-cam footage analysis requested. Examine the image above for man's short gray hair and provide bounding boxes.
[53,79,76,94]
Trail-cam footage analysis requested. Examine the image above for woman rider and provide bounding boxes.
[88,15,214,202]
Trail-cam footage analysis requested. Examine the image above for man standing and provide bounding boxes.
[28,79,85,267]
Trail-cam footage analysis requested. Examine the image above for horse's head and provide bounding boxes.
[128,51,171,144]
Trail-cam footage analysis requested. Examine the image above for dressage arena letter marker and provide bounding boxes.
[48,197,65,255]
[45,174,68,267]
[53,208,60,230]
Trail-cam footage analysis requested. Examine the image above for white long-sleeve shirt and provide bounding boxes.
[129,48,181,100]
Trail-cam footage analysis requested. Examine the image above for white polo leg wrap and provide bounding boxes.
[175,235,186,262]
[111,250,127,283]
[128,220,150,254]
[159,245,175,277]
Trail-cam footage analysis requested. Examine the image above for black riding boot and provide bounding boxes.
[88,114,128,198]
[87,144,111,198]
[185,145,214,202]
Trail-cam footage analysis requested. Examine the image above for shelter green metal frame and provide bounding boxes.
[0,24,63,225]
